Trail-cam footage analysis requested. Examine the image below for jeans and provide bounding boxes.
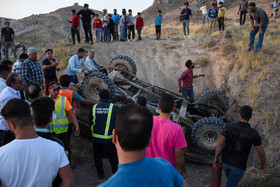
[113,23,119,41]
[137,28,142,40]
[249,26,267,52]
[4,41,16,60]
[218,17,225,31]
[71,27,80,44]
[240,11,247,25]
[223,163,245,187]
[209,18,216,33]
[124,24,128,40]
[182,88,195,103]
[68,75,79,84]
[182,19,190,36]
[82,22,93,42]
[128,25,135,40]
[95,28,101,42]
[202,13,209,27]
[103,26,108,41]
[156,25,161,39]
[120,24,127,41]
[92,141,118,177]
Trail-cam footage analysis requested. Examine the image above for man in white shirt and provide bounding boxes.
[0,64,10,93]
[0,73,23,146]
[85,49,101,71]
[0,98,74,187]
[12,53,28,78]
[66,48,90,84]
[199,2,209,28]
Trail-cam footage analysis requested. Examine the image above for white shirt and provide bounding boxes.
[0,87,21,130]
[0,77,6,94]
[0,137,69,187]
[66,55,90,76]
[85,56,101,71]
[200,6,208,15]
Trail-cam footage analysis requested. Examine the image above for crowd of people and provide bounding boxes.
[0,1,273,187]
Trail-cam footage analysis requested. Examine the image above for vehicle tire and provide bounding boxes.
[191,117,226,154]
[198,89,229,113]
[79,72,115,103]
[109,55,137,79]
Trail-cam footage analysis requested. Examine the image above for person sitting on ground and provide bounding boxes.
[42,49,60,96]
[178,60,205,103]
[214,105,266,187]
[146,94,188,179]
[85,49,101,71]
[12,53,28,78]
[99,104,189,187]
[0,64,10,94]
[0,98,74,187]
[48,81,80,162]
[66,48,90,84]
[135,96,147,107]
[31,96,66,187]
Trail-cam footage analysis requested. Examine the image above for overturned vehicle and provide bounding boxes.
[71,55,231,164]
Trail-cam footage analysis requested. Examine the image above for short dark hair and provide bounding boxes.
[185,60,193,68]
[28,83,42,99]
[96,14,99,17]
[249,2,256,7]
[5,22,10,25]
[77,48,85,54]
[45,49,53,54]
[114,9,117,11]
[159,93,174,113]
[19,53,28,60]
[6,73,18,87]
[184,2,189,6]
[108,14,112,17]
[71,9,76,14]
[239,105,253,121]
[128,9,132,12]
[115,104,153,151]
[158,10,162,13]
[1,60,13,66]
[1,98,32,128]
[48,81,59,87]
[137,12,141,15]
[136,96,147,107]
[211,3,216,6]
[0,64,10,75]
[31,97,55,127]
[84,3,89,7]
[99,89,110,100]
[219,2,224,4]
[59,75,71,87]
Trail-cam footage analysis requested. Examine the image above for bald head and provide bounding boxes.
[28,83,42,100]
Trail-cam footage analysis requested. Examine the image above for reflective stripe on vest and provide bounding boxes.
[91,103,114,139]
[49,96,69,134]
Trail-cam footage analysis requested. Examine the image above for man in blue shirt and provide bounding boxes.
[99,104,189,187]
[112,9,121,41]
[208,3,219,33]
[180,2,192,38]
[155,10,163,40]
[66,48,90,84]
[0,73,23,146]
[85,49,101,71]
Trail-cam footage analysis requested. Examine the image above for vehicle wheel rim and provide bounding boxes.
[202,131,218,142]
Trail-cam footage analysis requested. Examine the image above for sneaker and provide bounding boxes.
[188,35,190,38]
[183,35,187,38]
[254,50,260,55]
[90,41,94,45]
[247,46,254,52]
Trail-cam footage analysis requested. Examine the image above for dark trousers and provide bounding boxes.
[71,27,81,44]
[83,22,93,42]
[128,25,135,40]
[218,17,225,31]
[240,11,247,25]
[54,123,72,158]
[0,130,14,147]
[156,25,161,39]
[68,75,78,84]
[108,29,114,42]
[113,24,119,41]
[137,28,142,40]
[92,141,118,177]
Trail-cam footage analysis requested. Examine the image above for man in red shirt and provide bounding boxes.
[93,14,103,42]
[136,12,144,41]
[178,60,205,103]
[68,9,80,45]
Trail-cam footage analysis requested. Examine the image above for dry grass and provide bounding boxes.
[196,57,209,67]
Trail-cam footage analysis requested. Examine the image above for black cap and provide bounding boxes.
[249,2,256,7]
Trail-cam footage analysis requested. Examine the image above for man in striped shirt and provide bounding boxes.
[178,60,205,103]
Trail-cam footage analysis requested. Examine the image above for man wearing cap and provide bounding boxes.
[77,4,95,44]
[85,49,101,71]
[48,81,80,162]
[22,47,43,98]
[248,2,269,54]
[66,48,90,84]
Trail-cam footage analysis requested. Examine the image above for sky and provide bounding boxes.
[0,0,154,19]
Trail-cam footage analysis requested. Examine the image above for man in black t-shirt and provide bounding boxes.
[214,105,266,187]
[77,4,95,44]
[1,22,16,60]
